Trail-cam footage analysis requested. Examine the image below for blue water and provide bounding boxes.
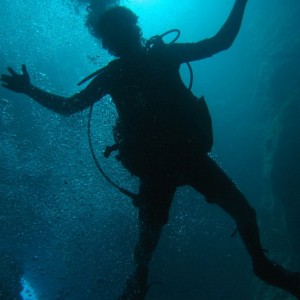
[1,0,299,299]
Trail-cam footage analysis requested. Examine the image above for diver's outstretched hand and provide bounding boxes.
[1,64,31,93]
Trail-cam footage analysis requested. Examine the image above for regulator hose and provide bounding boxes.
[87,105,139,200]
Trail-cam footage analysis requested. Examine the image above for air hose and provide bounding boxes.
[87,105,139,200]
[82,29,194,200]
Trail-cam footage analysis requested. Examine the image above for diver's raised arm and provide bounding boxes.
[210,0,248,52]
[167,0,249,63]
[1,65,107,115]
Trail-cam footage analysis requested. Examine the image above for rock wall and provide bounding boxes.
[257,0,300,265]
[265,91,300,262]
[252,2,300,298]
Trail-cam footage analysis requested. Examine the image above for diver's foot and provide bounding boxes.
[253,258,300,299]
[118,266,149,300]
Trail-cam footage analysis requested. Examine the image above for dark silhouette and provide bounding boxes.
[2,1,300,299]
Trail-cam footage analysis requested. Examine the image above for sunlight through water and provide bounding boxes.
[20,277,38,300]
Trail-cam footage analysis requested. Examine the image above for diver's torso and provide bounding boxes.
[108,50,199,138]
[104,48,210,177]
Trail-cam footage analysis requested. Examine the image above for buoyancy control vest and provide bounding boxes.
[103,41,213,178]
[82,30,213,198]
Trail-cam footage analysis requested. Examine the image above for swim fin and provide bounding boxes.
[253,258,300,299]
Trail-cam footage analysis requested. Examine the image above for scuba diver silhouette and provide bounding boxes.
[2,0,300,299]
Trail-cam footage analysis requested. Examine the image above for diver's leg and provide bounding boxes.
[118,179,176,300]
[186,155,264,259]
[187,154,300,298]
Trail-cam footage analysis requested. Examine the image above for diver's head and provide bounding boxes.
[88,6,143,57]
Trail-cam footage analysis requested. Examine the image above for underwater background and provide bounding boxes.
[0,0,300,299]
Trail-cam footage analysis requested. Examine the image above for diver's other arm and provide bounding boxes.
[210,0,248,52]
[168,0,248,62]
[1,65,105,115]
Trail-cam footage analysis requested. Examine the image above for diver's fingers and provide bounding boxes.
[22,64,28,76]
[1,83,14,91]
[1,74,12,82]
[7,67,18,76]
